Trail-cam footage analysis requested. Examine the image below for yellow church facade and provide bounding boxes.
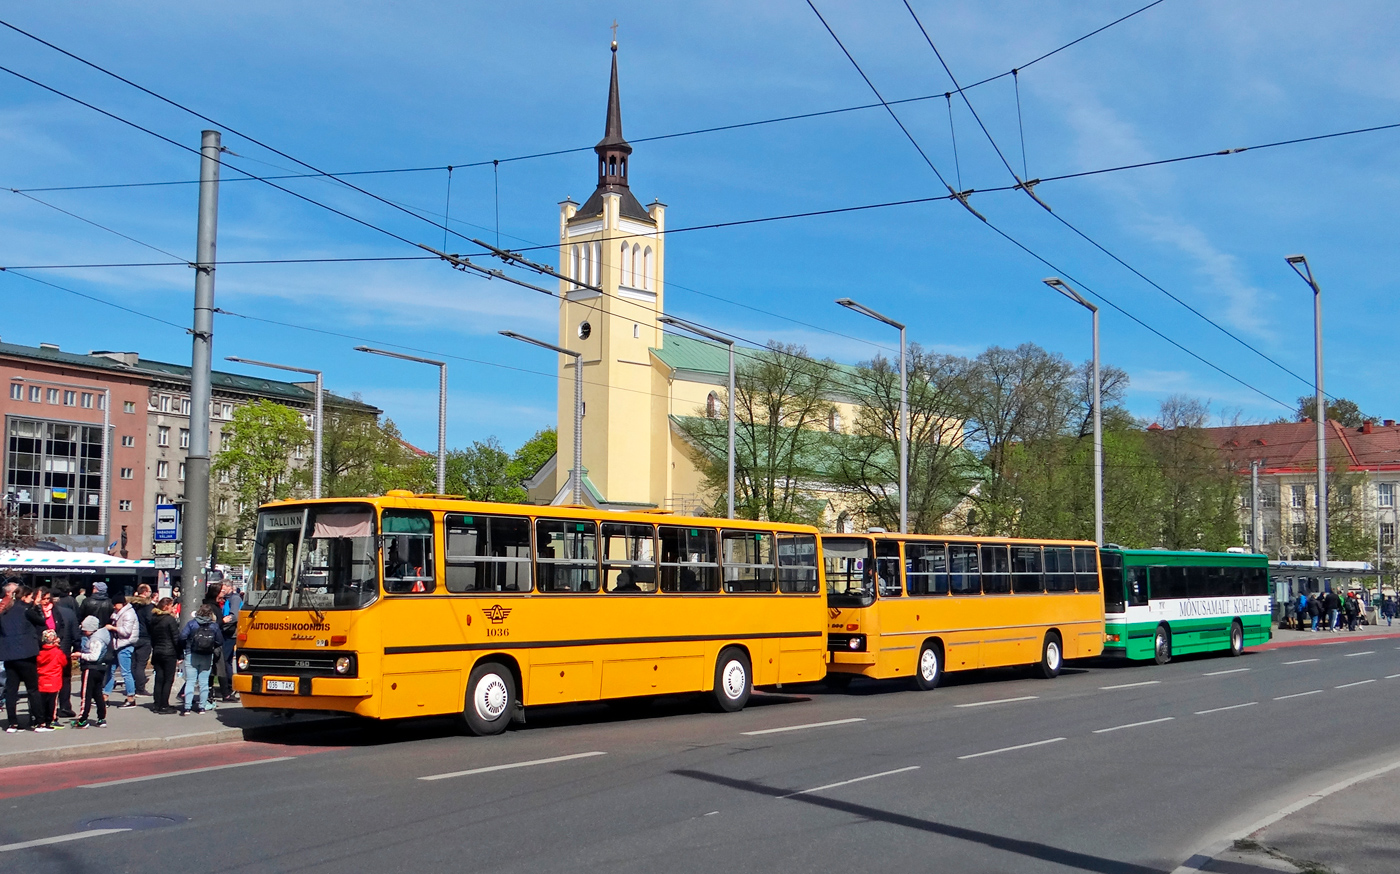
[525,45,864,519]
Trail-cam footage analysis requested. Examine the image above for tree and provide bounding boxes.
[676,343,836,524]
[213,399,311,532]
[446,438,519,502]
[321,401,432,497]
[831,345,979,532]
[1292,396,1372,428]
[1146,396,1240,550]
[506,428,556,491]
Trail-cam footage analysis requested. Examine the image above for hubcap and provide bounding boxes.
[1046,641,1061,670]
[1156,632,1167,657]
[721,660,746,699]
[474,672,509,720]
[920,648,938,680]
[1233,626,1242,648]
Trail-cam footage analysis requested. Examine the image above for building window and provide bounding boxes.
[294,444,305,460]
[591,241,601,286]
[706,392,719,418]
[9,383,21,401]
[156,461,168,480]
[46,388,59,404]
[62,391,76,406]
[159,395,171,412]
[221,403,232,419]
[121,435,134,447]
[178,462,186,481]
[120,468,134,479]
[219,469,230,484]
[621,241,632,286]
[4,417,107,536]
[80,392,93,409]
[118,500,132,512]
[157,426,170,447]
[180,398,191,415]
[1291,522,1307,544]
[1291,485,1306,509]
[1383,522,1396,548]
[28,386,40,403]
[829,410,842,433]
[218,497,229,514]
[155,493,167,505]
[123,401,135,413]
[221,432,231,451]
[1380,483,1396,509]
[179,428,190,449]
[643,246,653,290]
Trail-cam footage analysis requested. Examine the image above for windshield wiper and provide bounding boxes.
[294,573,327,624]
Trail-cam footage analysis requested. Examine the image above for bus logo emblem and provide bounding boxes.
[482,604,513,624]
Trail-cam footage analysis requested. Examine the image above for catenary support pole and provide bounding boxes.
[437,362,447,495]
[1251,460,1261,553]
[1287,256,1327,582]
[1091,305,1102,546]
[181,129,220,621]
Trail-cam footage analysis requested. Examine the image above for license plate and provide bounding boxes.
[265,679,296,693]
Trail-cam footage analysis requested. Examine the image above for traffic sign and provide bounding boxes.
[154,556,177,569]
[154,504,180,542]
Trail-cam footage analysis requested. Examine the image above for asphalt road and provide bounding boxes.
[5,637,1400,873]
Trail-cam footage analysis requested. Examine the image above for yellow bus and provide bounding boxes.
[233,492,828,734]
[822,532,1104,689]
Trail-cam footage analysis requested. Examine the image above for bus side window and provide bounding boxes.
[659,526,719,593]
[776,534,819,593]
[949,544,980,595]
[1101,552,1125,613]
[445,515,532,593]
[722,530,776,593]
[980,544,1011,594]
[905,542,948,596]
[1012,545,1043,594]
[382,510,436,594]
[1073,547,1099,593]
[603,523,657,593]
[535,519,599,593]
[1044,547,1075,592]
[875,541,901,598]
[1128,567,1148,606]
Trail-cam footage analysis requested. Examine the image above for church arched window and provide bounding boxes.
[621,241,632,287]
[836,511,852,534]
[706,392,720,419]
[829,410,842,432]
[631,243,641,290]
[591,242,601,286]
[581,244,591,288]
[571,245,580,284]
[642,246,653,290]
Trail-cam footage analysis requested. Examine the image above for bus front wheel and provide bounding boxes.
[1153,626,1172,665]
[1228,619,1245,657]
[463,661,515,736]
[914,642,942,690]
[712,647,752,712]
[1034,632,1063,679]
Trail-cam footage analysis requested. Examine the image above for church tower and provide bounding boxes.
[554,41,667,506]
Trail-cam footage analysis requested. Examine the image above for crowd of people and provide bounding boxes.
[0,577,242,732]
[1289,589,1395,632]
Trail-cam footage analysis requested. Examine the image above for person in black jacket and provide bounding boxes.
[78,582,114,630]
[147,597,182,714]
[0,586,45,731]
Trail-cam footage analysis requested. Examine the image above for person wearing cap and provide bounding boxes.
[1,585,45,732]
[73,615,111,728]
[78,582,114,631]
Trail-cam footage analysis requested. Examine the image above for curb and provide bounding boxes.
[0,717,344,768]
[1255,630,1400,651]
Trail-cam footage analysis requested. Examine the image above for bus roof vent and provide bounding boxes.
[868,527,887,533]
[385,489,414,497]
[1103,542,1123,550]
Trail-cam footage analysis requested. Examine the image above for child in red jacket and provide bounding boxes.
[35,630,67,731]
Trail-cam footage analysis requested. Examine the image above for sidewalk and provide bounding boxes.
[1259,619,1400,650]
[1179,761,1400,874]
[0,698,340,768]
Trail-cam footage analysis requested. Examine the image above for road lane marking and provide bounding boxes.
[1099,680,1160,690]
[781,765,920,798]
[1336,680,1376,689]
[1386,674,1400,680]
[1092,717,1174,734]
[1203,668,1250,676]
[1274,690,1323,700]
[1195,702,1257,715]
[0,828,130,853]
[954,695,1038,708]
[1283,659,1319,665]
[79,756,296,788]
[1344,651,1375,657]
[958,737,1065,759]
[418,751,606,782]
[740,717,865,736]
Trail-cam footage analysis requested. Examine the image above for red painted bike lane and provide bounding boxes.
[0,743,332,800]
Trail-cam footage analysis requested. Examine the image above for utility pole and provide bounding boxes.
[181,130,220,621]
[1251,460,1261,554]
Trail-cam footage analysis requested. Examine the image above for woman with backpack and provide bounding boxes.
[178,603,223,715]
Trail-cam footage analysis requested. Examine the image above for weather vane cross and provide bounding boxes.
[610,19,618,42]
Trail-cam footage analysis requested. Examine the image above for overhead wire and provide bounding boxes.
[900,0,1333,401]
[804,0,1293,411]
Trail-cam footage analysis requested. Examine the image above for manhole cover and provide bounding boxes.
[79,814,188,831]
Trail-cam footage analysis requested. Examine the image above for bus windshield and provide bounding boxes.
[824,537,874,607]
[1101,551,1125,614]
[251,504,378,611]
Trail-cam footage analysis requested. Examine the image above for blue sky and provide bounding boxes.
[2,1,1397,452]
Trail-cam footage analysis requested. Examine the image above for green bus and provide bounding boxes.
[1101,548,1272,663]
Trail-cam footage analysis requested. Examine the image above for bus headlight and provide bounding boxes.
[236,654,249,671]
[334,656,352,675]
[847,635,866,651]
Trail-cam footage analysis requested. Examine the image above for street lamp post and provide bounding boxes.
[659,315,736,519]
[1286,255,1326,576]
[354,347,446,494]
[225,357,323,499]
[12,377,110,541]
[836,299,907,534]
[1043,278,1102,546]
[500,331,584,506]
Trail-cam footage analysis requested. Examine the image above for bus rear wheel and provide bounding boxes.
[1034,632,1062,679]
[463,661,515,736]
[1153,626,1172,665]
[712,647,752,712]
[914,642,942,690]
[1228,619,1245,656]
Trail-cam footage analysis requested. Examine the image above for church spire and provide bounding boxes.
[595,42,632,189]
